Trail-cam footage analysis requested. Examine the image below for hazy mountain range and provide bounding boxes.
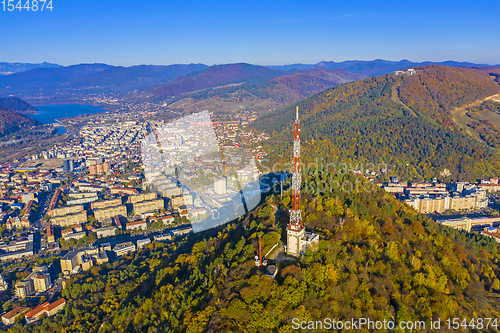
[0,61,62,75]
[0,60,498,103]
[266,59,497,76]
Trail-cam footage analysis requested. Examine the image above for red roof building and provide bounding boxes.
[25,298,66,324]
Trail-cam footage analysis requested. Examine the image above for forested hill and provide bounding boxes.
[9,172,500,332]
[0,108,39,137]
[137,66,365,117]
[145,63,284,99]
[0,97,38,114]
[251,65,500,182]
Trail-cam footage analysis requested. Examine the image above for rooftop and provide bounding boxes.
[2,306,29,320]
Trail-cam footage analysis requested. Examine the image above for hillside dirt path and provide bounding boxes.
[450,92,500,145]
[391,81,418,117]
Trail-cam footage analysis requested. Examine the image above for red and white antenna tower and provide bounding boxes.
[288,106,304,231]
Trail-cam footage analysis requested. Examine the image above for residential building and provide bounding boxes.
[94,205,127,221]
[154,234,172,242]
[133,199,163,215]
[170,226,193,236]
[152,214,175,226]
[161,187,182,198]
[67,196,98,205]
[91,198,122,210]
[25,298,66,324]
[5,216,31,229]
[113,242,136,256]
[21,192,35,203]
[1,307,29,326]
[15,280,34,298]
[137,238,151,249]
[63,231,86,241]
[214,177,227,195]
[51,211,88,227]
[49,205,83,218]
[94,226,118,238]
[47,225,55,243]
[0,273,8,291]
[63,159,74,172]
[78,184,103,192]
[33,274,51,292]
[171,195,193,208]
[128,192,157,204]
[110,187,139,195]
[125,220,147,231]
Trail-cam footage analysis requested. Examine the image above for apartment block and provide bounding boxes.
[51,211,88,227]
[94,226,118,238]
[128,192,157,204]
[94,205,127,221]
[49,205,83,218]
[133,199,163,215]
[91,198,122,210]
[33,274,51,292]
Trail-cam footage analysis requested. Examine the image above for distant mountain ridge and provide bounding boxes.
[0,61,62,75]
[267,59,494,77]
[69,63,208,93]
[0,63,208,99]
[0,59,497,103]
[149,67,366,115]
[145,63,284,99]
[0,63,114,97]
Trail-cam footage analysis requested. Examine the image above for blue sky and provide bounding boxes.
[0,0,499,66]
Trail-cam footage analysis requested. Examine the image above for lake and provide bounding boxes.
[30,104,108,134]
[31,103,108,123]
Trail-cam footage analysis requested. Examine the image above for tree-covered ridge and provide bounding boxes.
[398,65,500,126]
[0,97,37,114]
[9,171,500,333]
[252,65,500,181]
[146,63,284,99]
[0,108,39,137]
[150,67,365,117]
